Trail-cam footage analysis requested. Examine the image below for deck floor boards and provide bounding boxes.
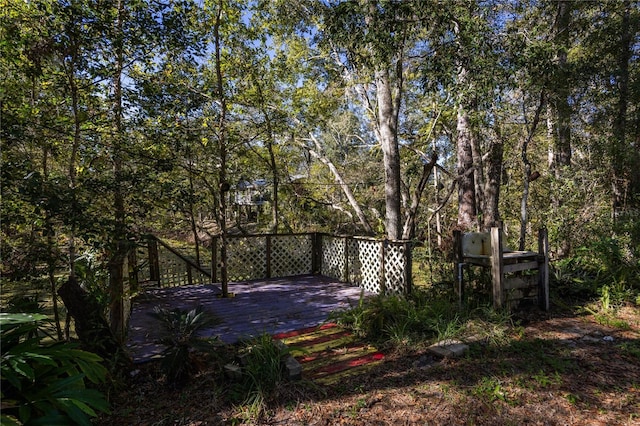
[126,275,370,363]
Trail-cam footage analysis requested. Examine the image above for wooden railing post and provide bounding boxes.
[311,233,321,274]
[453,230,463,306]
[211,236,218,283]
[266,235,272,278]
[343,237,349,283]
[148,237,160,286]
[538,228,550,311]
[128,246,139,293]
[490,227,504,309]
[403,240,412,295]
[379,239,386,295]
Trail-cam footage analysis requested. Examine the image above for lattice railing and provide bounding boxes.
[212,234,315,283]
[224,236,268,282]
[140,233,412,295]
[271,235,313,277]
[319,235,411,295]
[320,235,347,281]
[384,243,410,295]
[349,238,383,294]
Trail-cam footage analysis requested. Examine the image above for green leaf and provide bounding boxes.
[0,367,22,390]
[7,358,35,381]
[54,399,93,426]
[0,313,48,326]
[74,358,107,384]
[52,388,110,413]
[28,411,75,426]
[60,398,97,417]
[0,413,22,426]
[46,375,85,395]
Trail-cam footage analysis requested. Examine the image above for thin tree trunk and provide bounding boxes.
[433,165,443,247]
[303,135,374,234]
[41,146,64,340]
[519,93,545,250]
[188,159,200,266]
[268,143,279,232]
[402,151,438,240]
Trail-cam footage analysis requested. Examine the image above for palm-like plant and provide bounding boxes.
[150,305,222,386]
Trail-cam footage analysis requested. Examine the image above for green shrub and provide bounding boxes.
[150,305,222,386]
[228,334,289,421]
[551,234,640,306]
[1,313,109,426]
[330,290,464,347]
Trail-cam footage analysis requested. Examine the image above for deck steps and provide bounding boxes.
[274,323,384,385]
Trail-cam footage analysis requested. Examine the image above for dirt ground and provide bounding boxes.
[97,305,640,426]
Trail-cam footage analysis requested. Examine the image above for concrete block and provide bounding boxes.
[283,355,302,381]
[428,339,469,358]
[224,363,243,381]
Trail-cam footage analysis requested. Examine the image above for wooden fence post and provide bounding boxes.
[128,247,139,293]
[266,235,272,278]
[211,236,218,283]
[490,227,504,309]
[148,237,160,286]
[343,237,349,283]
[453,230,464,307]
[538,228,550,311]
[403,241,412,295]
[311,233,321,274]
[379,240,386,295]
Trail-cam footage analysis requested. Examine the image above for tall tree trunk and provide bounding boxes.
[468,102,485,224]
[362,0,403,240]
[456,103,477,230]
[213,4,229,297]
[65,55,80,279]
[612,1,632,219]
[109,0,127,340]
[253,77,279,232]
[548,0,572,174]
[548,0,572,257]
[483,137,503,232]
[376,67,402,240]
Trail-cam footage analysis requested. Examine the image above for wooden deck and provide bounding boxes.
[126,275,371,363]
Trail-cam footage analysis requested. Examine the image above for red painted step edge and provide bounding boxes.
[272,322,338,340]
[307,352,385,378]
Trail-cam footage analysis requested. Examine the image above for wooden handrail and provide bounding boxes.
[147,235,212,278]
